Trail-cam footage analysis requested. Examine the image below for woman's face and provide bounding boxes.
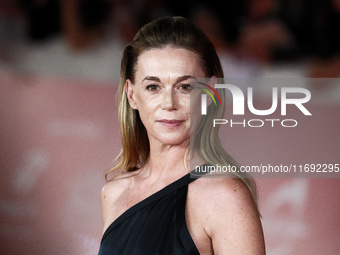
[126,45,205,147]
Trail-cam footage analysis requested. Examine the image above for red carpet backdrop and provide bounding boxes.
[0,72,339,255]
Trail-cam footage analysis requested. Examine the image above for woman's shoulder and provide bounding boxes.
[101,170,140,200]
[100,170,141,232]
[187,176,264,253]
[101,170,143,211]
[190,175,255,203]
[188,176,260,230]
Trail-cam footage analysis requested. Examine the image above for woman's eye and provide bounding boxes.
[179,84,191,91]
[146,84,159,91]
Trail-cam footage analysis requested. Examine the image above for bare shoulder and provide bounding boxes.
[100,171,139,233]
[101,171,136,199]
[188,177,266,254]
[189,176,258,213]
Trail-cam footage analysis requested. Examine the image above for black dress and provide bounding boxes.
[98,172,201,255]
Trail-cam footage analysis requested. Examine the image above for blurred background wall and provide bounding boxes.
[0,0,339,254]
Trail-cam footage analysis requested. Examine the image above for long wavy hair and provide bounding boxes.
[105,16,257,203]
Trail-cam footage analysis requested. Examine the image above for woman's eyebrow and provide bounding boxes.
[141,75,196,83]
[142,76,161,82]
[176,75,195,83]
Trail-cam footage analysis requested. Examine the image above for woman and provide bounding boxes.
[99,16,265,254]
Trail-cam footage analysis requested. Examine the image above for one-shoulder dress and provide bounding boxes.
[98,172,201,255]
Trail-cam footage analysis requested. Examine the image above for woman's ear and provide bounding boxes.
[126,79,138,110]
[208,76,217,87]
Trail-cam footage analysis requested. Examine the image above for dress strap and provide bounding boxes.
[175,174,200,255]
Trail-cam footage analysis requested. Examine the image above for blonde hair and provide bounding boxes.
[106,16,257,203]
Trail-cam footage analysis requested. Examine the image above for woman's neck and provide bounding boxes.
[139,139,189,181]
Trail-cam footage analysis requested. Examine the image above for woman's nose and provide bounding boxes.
[161,89,178,111]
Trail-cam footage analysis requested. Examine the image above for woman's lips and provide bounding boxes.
[157,119,184,128]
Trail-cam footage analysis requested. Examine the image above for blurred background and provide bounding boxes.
[0,0,339,254]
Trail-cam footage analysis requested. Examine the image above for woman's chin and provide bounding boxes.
[155,135,190,147]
